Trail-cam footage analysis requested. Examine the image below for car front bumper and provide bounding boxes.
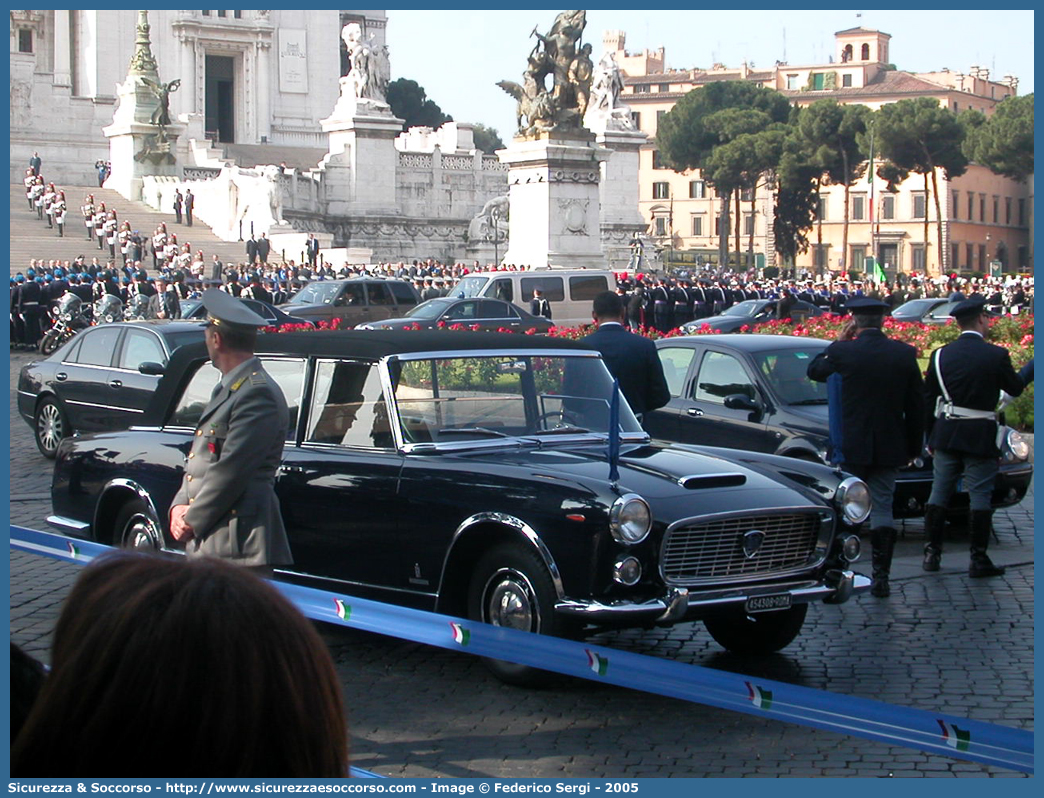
[554,569,870,626]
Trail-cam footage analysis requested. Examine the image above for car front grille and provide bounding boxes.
[660,511,829,585]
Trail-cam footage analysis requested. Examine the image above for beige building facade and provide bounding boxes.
[612,27,1031,278]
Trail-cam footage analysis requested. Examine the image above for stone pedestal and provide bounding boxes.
[593,125,648,269]
[102,121,185,202]
[498,133,609,269]
[320,106,404,216]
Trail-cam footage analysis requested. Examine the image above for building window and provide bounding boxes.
[739,187,754,202]
[1018,198,1026,226]
[691,215,704,236]
[978,244,986,270]
[953,101,959,113]
[882,195,895,220]
[786,74,798,90]
[652,182,670,200]
[1005,197,1012,225]
[744,215,754,236]
[992,196,999,223]
[658,83,670,93]
[631,111,641,129]
[202,10,211,16]
[811,73,825,91]
[952,191,959,219]
[17,28,33,53]
[966,243,975,271]
[951,243,961,270]
[634,84,651,94]
[217,10,226,17]
[861,43,870,60]
[967,193,974,220]
[979,194,986,222]
[816,196,827,220]
[850,245,866,271]
[813,245,830,270]
[852,194,866,220]
[652,150,667,170]
[912,193,927,219]
[654,217,668,236]
[842,73,853,88]
[234,10,242,18]
[689,180,706,199]
[911,245,926,273]
[714,216,722,236]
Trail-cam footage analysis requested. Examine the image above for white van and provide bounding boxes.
[449,267,617,327]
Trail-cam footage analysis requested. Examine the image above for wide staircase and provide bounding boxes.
[10,183,253,279]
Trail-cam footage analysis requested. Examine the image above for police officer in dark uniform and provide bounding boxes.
[807,297,924,597]
[670,280,691,328]
[921,297,1026,577]
[651,278,671,333]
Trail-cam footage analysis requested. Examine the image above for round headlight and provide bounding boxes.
[836,476,871,525]
[609,494,651,544]
[1007,429,1030,460]
[841,534,861,562]
[612,556,642,586]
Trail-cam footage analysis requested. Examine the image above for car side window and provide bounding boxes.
[305,360,393,448]
[338,283,366,306]
[75,327,122,367]
[446,301,477,321]
[260,358,307,440]
[366,283,394,306]
[167,361,221,428]
[389,281,418,307]
[117,329,166,371]
[521,277,564,302]
[569,275,609,301]
[480,299,515,319]
[657,347,698,398]
[489,278,513,302]
[693,351,755,404]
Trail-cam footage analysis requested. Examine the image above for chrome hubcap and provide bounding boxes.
[484,569,540,633]
[37,404,63,452]
[125,515,160,550]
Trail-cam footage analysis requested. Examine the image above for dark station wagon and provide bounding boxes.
[48,331,873,683]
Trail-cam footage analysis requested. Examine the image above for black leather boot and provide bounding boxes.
[922,503,946,571]
[969,510,1005,577]
[870,527,897,597]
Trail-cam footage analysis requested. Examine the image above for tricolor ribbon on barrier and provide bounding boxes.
[10,525,1033,774]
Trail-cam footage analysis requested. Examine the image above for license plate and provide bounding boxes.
[745,593,792,613]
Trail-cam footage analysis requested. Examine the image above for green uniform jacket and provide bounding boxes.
[173,357,293,566]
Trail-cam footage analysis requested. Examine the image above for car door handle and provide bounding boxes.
[687,408,703,417]
[109,379,123,389]
[55,372,68,381]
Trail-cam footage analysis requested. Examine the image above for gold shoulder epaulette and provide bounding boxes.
[230,375,249,392]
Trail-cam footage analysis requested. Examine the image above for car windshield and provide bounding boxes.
[894,299,940,315]
[449,276,488,298]
[753,346,830,405]
[287,282,342,305]
[180,300,202,317]
[390,353,644,444]
[723,300,761,317]
[406,298,454,320]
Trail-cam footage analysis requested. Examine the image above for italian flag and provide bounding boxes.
[333,598,351,621]
[449,622,470,646]
[746,681,773,710]
[938,720,971,752]
[66,541,81,559]
[586,649,609,677]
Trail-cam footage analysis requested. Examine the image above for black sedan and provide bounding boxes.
[48,331,872,684]
[179,298,315,328]
[17,321,206,458]
[889,298,950,324]
[354,296,554,333]
[647,334,1033,516]
[681,299,828,333]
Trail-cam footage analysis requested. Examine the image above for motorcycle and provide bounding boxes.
[93,294,124,324]
[39,294,90,356]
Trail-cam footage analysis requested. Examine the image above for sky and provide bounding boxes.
[385,9,1034,142]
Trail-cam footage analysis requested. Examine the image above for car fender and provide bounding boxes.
[94,477,165,546]
[436,511,566,614]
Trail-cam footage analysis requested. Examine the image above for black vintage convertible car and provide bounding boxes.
[649,334,1033,516]
[49,331,872,683]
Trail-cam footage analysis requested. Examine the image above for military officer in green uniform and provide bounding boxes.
[169,290,292,572]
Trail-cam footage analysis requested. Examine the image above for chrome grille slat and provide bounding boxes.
[661,512,823,583]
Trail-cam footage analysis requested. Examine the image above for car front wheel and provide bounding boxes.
[468,544,562,686]
[34,397,68,459]
[113,499,164,551]
[703,603,808,655]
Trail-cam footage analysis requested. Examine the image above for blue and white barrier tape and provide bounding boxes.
[11,525,1033,774]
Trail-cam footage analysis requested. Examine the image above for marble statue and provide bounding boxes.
[141,77,181,127]
[498,10,593,138]
[467,195,509,242]
[586,51,636,131]
[340,22,390,108]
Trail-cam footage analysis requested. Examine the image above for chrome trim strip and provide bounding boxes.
[46,515,91,534]
[385,349,603,363]
[442,512,565,601]
[65,400,144,413]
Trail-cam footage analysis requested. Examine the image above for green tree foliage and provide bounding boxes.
[963,93,1034,181]
[472,124,505,155]
[799,101,869,274]
[869,98,968,274]
[657,82,791,269]
[774,123,820,270]
[386,78,453,132]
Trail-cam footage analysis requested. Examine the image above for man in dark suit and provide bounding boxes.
[29,152,41,177]
[582,291,670,422]
[169,290,293,573]
[256,232,271,265]
[184,189,195,226]
[246,235,258,265]
[306,233,320,268]
[807,297,924,597]
[921,297,1026,577]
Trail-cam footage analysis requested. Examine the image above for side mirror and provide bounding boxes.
[138,361,166,376]
[724,393,760,413]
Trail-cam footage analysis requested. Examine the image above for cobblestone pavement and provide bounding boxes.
[8,350,1033,777]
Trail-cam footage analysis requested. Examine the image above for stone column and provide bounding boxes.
[53,10,72,87]
[498,132,609,270]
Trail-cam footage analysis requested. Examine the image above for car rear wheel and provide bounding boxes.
[703,603,808,655]
[34,397,68,459]
[468,544,561,686]
[113,499,163,551]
